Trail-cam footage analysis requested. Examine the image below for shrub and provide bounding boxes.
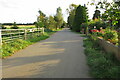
[90,27,118,45]
[44,28,53,32]
[81,23,89,34]
[103,28,118,44]
[88,20,107,31]
[83,38,120,78]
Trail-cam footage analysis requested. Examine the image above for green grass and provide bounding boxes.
[1,31,57,59]
[83,38,120,78]
[2,39,31,58]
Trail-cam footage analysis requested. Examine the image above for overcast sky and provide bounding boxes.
[0,0,111,23]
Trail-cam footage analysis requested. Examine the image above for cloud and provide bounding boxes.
[0,0,96,23]
[0,0,19,8]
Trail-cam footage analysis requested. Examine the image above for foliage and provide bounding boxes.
[47,16,57,30]
[35,10,48,29]
[83,38,120,78]
[73,5,88,32]
[103,27,118,44]
[80,23,88,34]
[27,32,49,43]
[11,22,19,29]
[67,4,78,29]
[92,10,101,20]
[2,39,31,58]
[95,0,120,28]
[61,21,66,28]
[90,27,118,45]
[54,7,64,29]
[36,9,64,31]
[44,28,53,32]
[88,19,108,30]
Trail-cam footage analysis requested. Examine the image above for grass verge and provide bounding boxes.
[1,31,58,59]
[83,37,120,79]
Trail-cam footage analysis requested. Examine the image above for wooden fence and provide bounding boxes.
[0,28,44,44]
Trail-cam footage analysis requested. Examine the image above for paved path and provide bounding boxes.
[2,28,90,78]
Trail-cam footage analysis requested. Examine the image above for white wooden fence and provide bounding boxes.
[0,28,44,44]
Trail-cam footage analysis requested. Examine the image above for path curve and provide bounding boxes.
[3,28,90,78]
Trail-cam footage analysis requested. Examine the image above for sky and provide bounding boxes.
[0,0,111,23]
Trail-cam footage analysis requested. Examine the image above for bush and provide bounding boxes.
[81,23,89,34]
[83,38,120,78]
[103,28,118,44]
[90,27,118,45]
[88,19,108,31]
[44,28,53,32]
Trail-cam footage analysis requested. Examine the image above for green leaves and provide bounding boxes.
[112,20,118,25]
[54,7,64,29]
[72,5,88,32]
[83,37,120,78]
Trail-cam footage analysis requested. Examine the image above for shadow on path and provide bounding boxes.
[2,28,91,78]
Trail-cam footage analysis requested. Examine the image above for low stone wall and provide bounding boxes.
[97,38,120,61]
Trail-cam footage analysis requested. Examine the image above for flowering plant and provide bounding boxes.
[90,27,118,45]
[91,29,99,33]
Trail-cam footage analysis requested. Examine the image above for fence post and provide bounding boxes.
[0,30,1,80]
[0,26,2,79]
[24,29,27,40]
[42,27,44,34]
[0,29,2,46]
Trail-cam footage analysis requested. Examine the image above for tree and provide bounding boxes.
[36,10,46,28]
[61,21,66,28]
[94,0,120,28]
[11,22,18,29]
[47,16,57,30]
[73,5,88,32]
[67,4,78,29]
[54,7,64,29]
[92,10,101,20]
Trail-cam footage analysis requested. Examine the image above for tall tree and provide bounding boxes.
[73,5,88,32]
[67,4,78,29]
[36,10,46,28]
[54,7,64,29]
[92,10,101,20]
[48,16,56,30]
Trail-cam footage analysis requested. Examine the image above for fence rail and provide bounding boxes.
[0,28,44,44]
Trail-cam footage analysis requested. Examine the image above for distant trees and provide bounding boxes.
[54,7,64,29]
[36,7,65,31]
[11,22,18,29]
